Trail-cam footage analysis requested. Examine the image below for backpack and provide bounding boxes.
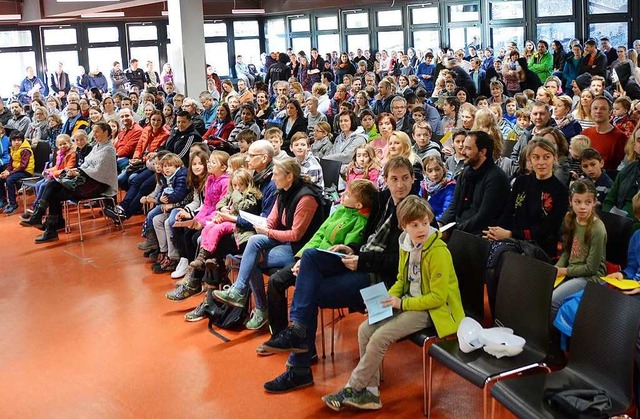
[205,287,251,330]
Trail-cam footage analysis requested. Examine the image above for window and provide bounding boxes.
[0,30,32,48]
[346,12,369,29]
[204,22,227,37]
[43,28,77,46]
[377,10,402,27]
[129,46,159,72]
[45,50,80,82]
[290,17,310,33]
[233,21,259,37]
[491,26,524,51]
[0,51,36,98]
[589,22,628,49]
[537,0,572,17]
[128,25,157,41]
[317,16,338,30]
[536,22,575,49]
[588,0,627,14]
[490,1,523,19]
[266,18,286,53]
[205,43,230,76]
[266,37,287,54]
[449,27,481,50]
[234,39,261,68]
[88,47,122,89]
[87,27,119,43]
[347,34,370,53]
[377,31,404,55]
[411,6,439,24]
[413,30,440,50]
[291,37,311,55]
[449,4,480,22]
[317,34,340,56]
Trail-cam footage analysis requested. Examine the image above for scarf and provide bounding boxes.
[555,114,575,130]
[253,161,274,187]
[424,173,455,195]
[55,148,68,169]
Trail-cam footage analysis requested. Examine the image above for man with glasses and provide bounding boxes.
[60,102,88,137]
[167,139,276,303]
[390,96,412,136]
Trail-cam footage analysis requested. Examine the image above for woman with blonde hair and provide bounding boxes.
[378,130,422,191]
[572,88,596,130]
[471,109,514,177]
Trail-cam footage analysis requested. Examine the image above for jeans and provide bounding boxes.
[0,170,31,204]
[120,169,156,216]
[116,157,129,173]
[233,234,294,311]
[164,208,180,258]
[118,170,140,191]
[144,205,164,235]
[288,248,370,367]
[551,277,589,322]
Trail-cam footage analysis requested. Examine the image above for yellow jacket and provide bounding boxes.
[10,139,34,175]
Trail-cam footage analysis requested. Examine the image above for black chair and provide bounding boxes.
[597,209,634,268]
[319,158,342,190]
[18,141,52,211]
[427,252,557,419]
[408,230,492,415]
[490,283,640,419]
[502,139,516,159]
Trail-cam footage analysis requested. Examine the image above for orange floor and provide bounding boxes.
[0,209,517,418]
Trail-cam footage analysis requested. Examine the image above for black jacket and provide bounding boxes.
[578,51,608,78]
[440,158,510,235]
[0,108,10,126]
[163,124,202,166]
[280,116,308,153]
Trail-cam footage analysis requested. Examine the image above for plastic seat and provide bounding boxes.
[407,229,491,415]
[427,252,557,419]
[597,209,634,268]
[490,283,640,419]
[63,195,125,241]
[19,142,52,212]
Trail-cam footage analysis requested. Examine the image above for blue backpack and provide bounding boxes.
[553,289,585,350]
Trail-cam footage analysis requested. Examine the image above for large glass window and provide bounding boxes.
[538,0,572,17]
[449,27,481,51]
[347,34,370,53]
[346,12,369,29]
[266,18,286,53]
[290,17,310,33]
[43,28,77,46]
[45,51,80,82]
[411,6,439,24]
[377,10,402,26]
[449,4,480,22]
[377,31,404,55]
[88,47,122,88]
[317,34,340,56]
[234,39,261,68]
[87,27,118,43]
[536,22,575,48]
[589,22,628,49]
[490,0,523,19]
[128,25,157,41]
[0,51,36,98]
[129,46,160,72]
[413,30,440,51]
[0,30,32,48]
[317,16,338,30]
[291,37,311,55]
[491,26,525,51]
[233,21,259,37]
[588,0,627,14]
[204,22,227,37]
[205,43,230,76]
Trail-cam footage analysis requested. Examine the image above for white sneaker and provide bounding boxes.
[171,257,189,279]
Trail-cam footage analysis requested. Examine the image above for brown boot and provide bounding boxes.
[190,248,212,271]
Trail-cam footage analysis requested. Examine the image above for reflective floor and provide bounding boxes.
[0,211,516,418]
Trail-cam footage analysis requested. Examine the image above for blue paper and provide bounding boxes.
[360,282,394,325]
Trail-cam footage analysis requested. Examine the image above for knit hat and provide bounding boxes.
[575,73,592,91]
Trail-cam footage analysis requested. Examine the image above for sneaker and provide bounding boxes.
[147,250,160,263]
[343,388,382,410]
[103,207,123,226]
[153,257,177,274]
[260,326,309,354]
[137,239,159,251]
[246,308,268,330]
[184,299,209,322]
[166,283,203,301]
[212,286,246,308]
[151,253,167,270]
[4,204,18,214]
[171,258,189,279]
[322,387,356,411]
[263,367,313,394]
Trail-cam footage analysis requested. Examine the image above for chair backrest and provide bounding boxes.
[569,283,640,406]
[32,141,52,175]
[447,230,491,322]
[596,209,634,267]
[319,158,343,189]
[495,253,556,353]
[502,139,516,158]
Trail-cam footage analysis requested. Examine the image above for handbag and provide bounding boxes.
[58,170,87,191]
[126,160,146,174]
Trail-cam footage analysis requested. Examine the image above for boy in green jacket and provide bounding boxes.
[263,179,377,338]
[322,195,464,411]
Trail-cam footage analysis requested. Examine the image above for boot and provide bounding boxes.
[36,217,65,232]
[137,229,159,251]
[190,248,213,271]
[35,215,60,244]
[20,200,48,228]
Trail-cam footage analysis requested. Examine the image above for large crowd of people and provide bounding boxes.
[3,34,640,412]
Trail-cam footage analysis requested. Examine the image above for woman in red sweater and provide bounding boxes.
[202,102,235,150]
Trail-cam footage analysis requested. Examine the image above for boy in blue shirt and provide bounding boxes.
[580,148,612,205]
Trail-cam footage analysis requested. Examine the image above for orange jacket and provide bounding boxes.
[115,122,143,158]
[46,148,77,178]
[133,126,170,161]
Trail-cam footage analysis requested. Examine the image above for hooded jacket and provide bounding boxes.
[390,229,465,338]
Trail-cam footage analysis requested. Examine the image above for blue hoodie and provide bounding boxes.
[0,134,10,166]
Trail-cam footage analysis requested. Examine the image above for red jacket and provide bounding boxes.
[115,122,143,158]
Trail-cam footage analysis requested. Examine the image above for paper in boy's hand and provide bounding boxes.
[360,282,393,325]
[317,248,346,258]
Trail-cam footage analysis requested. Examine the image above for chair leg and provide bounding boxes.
[422,341,428,416]
[427,355,434,417]
[331,308,335,358]
[319,309,326,359]
[482,382,489,419]
[77,202,83,241]
[490,395,496,419]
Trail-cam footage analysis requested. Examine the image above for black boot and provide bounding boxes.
[36,217,65,232]
[35,215,60,244]
[20,200,48,228]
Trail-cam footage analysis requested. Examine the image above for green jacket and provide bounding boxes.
[528,51,553,83]
[296,205,369,257]
[389,230,465,338]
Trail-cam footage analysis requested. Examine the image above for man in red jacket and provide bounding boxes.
[115,108,143,173]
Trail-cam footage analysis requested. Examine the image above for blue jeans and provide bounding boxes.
[118,170,140,191]
[234,234,294,311]
[144,205,164,235]
[116,157,129,173]
[287,248,370,367]
[0,170,31,205]
[120,169,156,216]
